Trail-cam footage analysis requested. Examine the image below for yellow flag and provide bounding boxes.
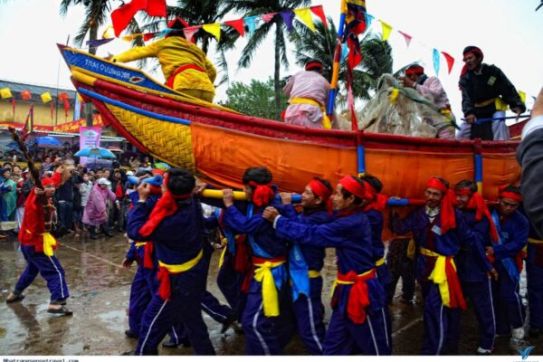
[380,20,392,41]
[294,8,316,32]
[122,34,137,41]
[0,87,12,99]
[41,92,52,104]
[518,90,526,104]
[202,23,221,41]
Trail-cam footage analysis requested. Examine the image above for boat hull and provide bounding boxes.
[59,45,520,200]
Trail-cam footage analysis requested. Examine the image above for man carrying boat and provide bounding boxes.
[486,186,530,352]
[458,46,525,140]
[390,177,491,354]
[283,60,332,129]
[263,175,391,355]
[110,17,216,103]
[276,177,334,354]
[400,64,455,139]
[221,167,293,355]
[453,180,498,355]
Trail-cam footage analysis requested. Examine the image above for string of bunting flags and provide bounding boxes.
[0,87,76,120]
[88,5,328,48]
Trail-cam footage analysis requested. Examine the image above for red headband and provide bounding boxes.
[339,175,372,201]
[455,188,473,197]
[305,61,323,71]
[41,178,56,187]
[405,65,424,76]
[427,177,448,193]
[308,178,332,202]
[248,180,275,207]
[499,191,522,203]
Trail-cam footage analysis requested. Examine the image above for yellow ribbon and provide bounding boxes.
[420,247,457,308]
[158,249,203,273]
[253,260,286,317]
[217,237,228,269]
[389,87,400,104]
[375,257,385,267]
[406,239,416,260]
[308,270,321,278]
[42,232,57,257]
[528,238,543,245]
[289,97,332,129]
[135,242,147,247]
[330,268,374,300]
[495,98,508,112]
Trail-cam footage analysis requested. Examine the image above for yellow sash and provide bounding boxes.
[135,242,147,247]
[289,97,332,129]
[330,268,374,299]
[308,270,321,278]
[253,259,286,317]
[43,232,57,257]
[217,237,228,269]
[528,238,543,245]
[474,97,508,111]
[375,257,385,267]
[420,247,457,307]
[158,249,203,274]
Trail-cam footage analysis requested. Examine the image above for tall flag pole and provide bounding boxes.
[326,0,347,121]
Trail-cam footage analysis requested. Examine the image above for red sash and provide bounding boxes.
[336,269,376,324]
[165,64,205,88]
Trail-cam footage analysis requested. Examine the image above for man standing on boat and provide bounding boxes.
[458,46,525,140]
[283,60,331,129]
[400,64,456,139]
[110,17,217,103]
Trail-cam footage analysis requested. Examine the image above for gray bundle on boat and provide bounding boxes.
[341,74,456,137]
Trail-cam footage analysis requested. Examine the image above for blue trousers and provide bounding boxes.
[14,245,69,303]
[217,251,245,321]
[420,282,461,355]
[135,259,214,355]
[459,278,496,350]
[386,238,416,303]
[128,264,153,335]
[293,276,325,354]
[527,251,543,330]
[241,279,292,355]
[323,284,390,355]
[57,200,74,231]
[493,265,525,334]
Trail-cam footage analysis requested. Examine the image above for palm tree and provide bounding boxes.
[230,0,311,120]
[290,17,392,103]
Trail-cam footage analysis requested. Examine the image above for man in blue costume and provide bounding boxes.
[454,179,498,355]
[277,177,334,354]
[390,177,492,355]
[221,166,292,355]
[487,185,529,351]
[127,168,215,355]
[263,175,390,355]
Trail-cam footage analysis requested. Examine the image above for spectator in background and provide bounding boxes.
[14,169,32,232]
[83,177,116,239]
[109,169,126,232]
[0,168,17,233]
[40,156,53,176]
[55,160,77,236]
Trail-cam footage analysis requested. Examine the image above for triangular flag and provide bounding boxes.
[398,30,412,47]
[244,16,257,35]
[380,20,392,41]
[202,23,221,41]
[41,92,52,104]
[143,32,156,41]
[441,51,455,74]
[0,87,12,99]
[294,8,316,32]
[225,18,245,37]
[341,43,349,62]
[518,90,526,104]
[261,12,276,23]
[183,26,200,43]
[280,10,295,32]
[310,6,327,28]
[102,25,115,39]
[365,13,374,28]
[433,48,440,75]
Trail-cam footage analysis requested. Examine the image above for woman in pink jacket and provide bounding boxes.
[83,178,116,239]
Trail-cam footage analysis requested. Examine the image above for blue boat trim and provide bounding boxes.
[78,88,191,126]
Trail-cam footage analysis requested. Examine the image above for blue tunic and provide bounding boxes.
[456,210,493,282]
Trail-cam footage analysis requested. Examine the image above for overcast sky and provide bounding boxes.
[0,0,541,118]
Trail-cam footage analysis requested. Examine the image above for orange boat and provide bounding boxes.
[59,45,520,202]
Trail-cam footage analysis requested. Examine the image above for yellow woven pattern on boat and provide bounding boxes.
[104,103,195,169]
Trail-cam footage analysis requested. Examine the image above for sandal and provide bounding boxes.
[6,292,25,304]
[47,305,73,316]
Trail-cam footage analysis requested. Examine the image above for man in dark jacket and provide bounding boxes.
[458,46,525,140]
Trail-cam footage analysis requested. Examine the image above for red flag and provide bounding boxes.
[398,31,412,47]
[310,5,328,28]
[225,19,245,37]
[343,0,367,69]
[20,90,32,101]
[441,51,455,74]
[111,0,167,37]
[143,32,156,41]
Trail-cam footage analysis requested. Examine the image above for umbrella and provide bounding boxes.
[75,147,116,160]
[153,162,171,171]
[34,136,63,148]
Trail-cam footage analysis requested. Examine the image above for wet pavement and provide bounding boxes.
[0,232,541,355]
